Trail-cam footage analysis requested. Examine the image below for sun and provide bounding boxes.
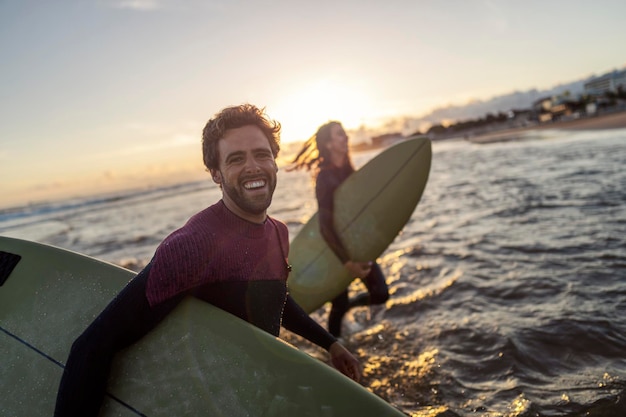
[269,78,376,143]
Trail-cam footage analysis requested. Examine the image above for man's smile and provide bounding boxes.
[243,179,267,190]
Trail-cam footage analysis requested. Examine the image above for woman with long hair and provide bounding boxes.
[289,121,389,337]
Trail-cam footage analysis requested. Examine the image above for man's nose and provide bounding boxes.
[244,156,262,173]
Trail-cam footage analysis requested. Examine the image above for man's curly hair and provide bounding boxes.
[202,104,281,172]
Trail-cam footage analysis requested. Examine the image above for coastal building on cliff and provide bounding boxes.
[584,69,626,96]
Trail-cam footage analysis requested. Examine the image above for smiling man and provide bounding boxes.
[54,104,361,417]
[210,124,278,221]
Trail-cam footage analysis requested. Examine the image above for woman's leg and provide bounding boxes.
[348,262,389,309]
[363,263,389,305]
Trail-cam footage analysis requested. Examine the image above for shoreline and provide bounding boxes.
[463,110,626,144]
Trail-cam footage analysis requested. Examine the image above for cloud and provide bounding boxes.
[111,133,197,158]
[106,0,162,11]
[482,0,509,32]
[104,121,199,157]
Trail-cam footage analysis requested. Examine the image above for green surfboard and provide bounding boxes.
[288,137,431,313]
[0,236,406,416]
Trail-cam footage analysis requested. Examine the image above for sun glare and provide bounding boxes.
[270,78,376,143]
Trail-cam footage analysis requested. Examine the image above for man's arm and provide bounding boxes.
[281,295,361,382]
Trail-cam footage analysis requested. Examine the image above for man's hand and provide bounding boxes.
[328,341,362,383]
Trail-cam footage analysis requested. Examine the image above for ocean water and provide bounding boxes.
[2,128,625,417]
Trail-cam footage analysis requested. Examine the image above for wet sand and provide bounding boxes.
[466,110,626,144]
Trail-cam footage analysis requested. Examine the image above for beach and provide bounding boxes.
[464,109,626,144]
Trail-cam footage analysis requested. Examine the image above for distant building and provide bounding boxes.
[532,96,553,112]
[531,96,553,122]
[584,69,626,95]
[507,109,533,126]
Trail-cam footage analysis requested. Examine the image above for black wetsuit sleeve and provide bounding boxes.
[316,170,351,264]
[281,295,337,350]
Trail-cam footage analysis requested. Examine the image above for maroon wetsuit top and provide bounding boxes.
[145,200,336,349]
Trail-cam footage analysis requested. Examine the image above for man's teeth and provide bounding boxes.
[244,180,265,189]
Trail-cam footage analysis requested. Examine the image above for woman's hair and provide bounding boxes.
[202,104,281,172]
[288,121,344,173]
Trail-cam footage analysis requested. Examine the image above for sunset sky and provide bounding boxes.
[1,0,625,208]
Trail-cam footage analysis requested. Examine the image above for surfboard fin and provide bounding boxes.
[0,251,21,286]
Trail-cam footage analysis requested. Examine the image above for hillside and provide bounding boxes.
[404,77,592,133]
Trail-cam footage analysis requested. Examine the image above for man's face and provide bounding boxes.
[211,125,278,223]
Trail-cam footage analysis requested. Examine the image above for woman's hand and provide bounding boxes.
[344,260,373,279]
[328,341,362,382]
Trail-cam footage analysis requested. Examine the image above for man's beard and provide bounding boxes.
[221,174,276,215]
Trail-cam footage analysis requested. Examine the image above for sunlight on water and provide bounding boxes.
[404,348,440,380]
[599,372,618,388]
[388,268,462,307]
[407,405,450,417]
[507,394,531,416]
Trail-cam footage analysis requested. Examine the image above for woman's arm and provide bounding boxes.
[316,170,373,278]
[316,170,351,263]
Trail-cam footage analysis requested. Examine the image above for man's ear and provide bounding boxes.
[210,170,221,184]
